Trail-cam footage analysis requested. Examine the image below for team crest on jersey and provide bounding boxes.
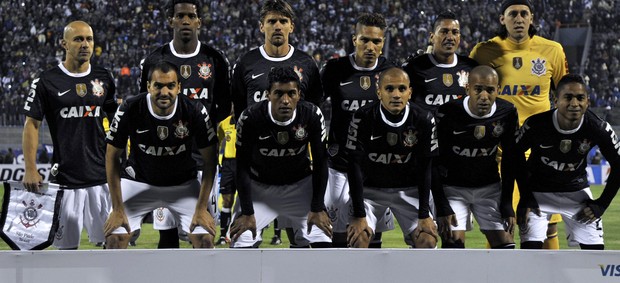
[531,58,547,77]
[402,129,418,147]
[55,225,64,240]
[277,131,289,145]
[560,139,572,153]
[293,124,308,140]
[174,120,189,139]
[327,144,339,157]
[492,122,504,137]
[293,65,304,81]
[197,63,212,80]
[443,74,453,87]
[360,76,371,90]
[91,79,105,97]
[577,139,591,155]
[20,199,43,228]
[474,125,486,140]
[157,126,169,140]
[76,83,87,97]
[456,70,468,87]
[180,65,191,79]
[50,163,59,176]
[155,208,166,222]
[387,132,398,146]
[513,57,523,70]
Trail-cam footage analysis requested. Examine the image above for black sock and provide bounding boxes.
[220,211,231,237]
[580,243,604,250]
[158,228,180,249]
[521,241,543,249]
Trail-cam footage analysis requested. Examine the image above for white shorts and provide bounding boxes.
[520,188,603,246]
[444,182,505,231]
[111,178,209,235]
[360,186,430,243]
[52,184,111,249]
[230,176,332,248]
[325,168,394,233]
[152,169,220,230]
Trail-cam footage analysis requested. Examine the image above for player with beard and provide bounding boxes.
[516,74,620,250]
[321,12,394,248]
[139,0,231,248]
[229,67,332,248]
[104,61,218,249]
[346,67,438,248]
[22,21,117,250]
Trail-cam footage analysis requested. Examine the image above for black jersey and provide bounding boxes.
[106,93,217,186]
[235,100,328,215]
[23,64,117,188]
[139,42,231,123]
[402,54,478,114]
[516,110,620,208]
[436,97,519,188]
[346,102,438,217]
[231,45,323,118]
[321,54,394,171]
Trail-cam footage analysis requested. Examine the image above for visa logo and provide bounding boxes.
[600,264,620,276]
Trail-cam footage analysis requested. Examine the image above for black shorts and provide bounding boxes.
[219,158,236,194]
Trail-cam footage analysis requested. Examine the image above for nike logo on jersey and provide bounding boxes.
[136,129,150,134]
[340,81,353,86]
[58,90,70,96]
[252,73,265,80]
[424,78,438,83]
[259,135,271,140]
[453,130,467,135]
[370,135,382,140]
[539,144,553,149]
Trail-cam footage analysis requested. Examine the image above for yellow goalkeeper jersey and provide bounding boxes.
[217,115,237,159]
[470,35,568,125]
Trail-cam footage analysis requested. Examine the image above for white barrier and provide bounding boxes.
[0,249,619,283]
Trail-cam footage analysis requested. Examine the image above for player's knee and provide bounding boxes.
[106,234,131,249]
[189,233,214,249]
[413,232,437,249]
[579,243,604,250]
[521,241,543,249]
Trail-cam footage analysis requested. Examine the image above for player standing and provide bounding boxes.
[22,21,117,250]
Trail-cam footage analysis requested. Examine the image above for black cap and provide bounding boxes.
[500,0,533,15]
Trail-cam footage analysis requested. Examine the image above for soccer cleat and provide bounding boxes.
[215,236,230,246]
[270,235,282,245]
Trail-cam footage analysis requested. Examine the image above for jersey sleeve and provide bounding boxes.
[106,100,131,149]
[345,110,370,218]
[231,61,247,119]
[138,56,150,93]
[23,75,46,121]
[309,105,328,212]
[192,101,218,149]
[550,44,569,90]
[103,70,118,113]
[212,50,232,123]
[497,107,522,218]
[319,59,337,102]
[592,120,620,211]
[303,60,324,106]
[235,109,256,215]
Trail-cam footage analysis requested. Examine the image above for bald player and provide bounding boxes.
[434,66,519,248]
[345,67,438,248]
[22,21,117,249]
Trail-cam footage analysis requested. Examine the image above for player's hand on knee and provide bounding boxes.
[347,217,372,248]
[230,215,256,241]
[517,198,540,229]
[576,200,603,224]
[104,210,130,236]
[416,217,438,241]
[307,211,333,238]
[190,207,216,236]
[437,214,457,241]
[503,216,516,235]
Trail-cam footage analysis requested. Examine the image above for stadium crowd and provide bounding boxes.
[0,0,619,126]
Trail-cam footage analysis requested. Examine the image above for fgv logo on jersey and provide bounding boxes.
[599,264,620,276]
